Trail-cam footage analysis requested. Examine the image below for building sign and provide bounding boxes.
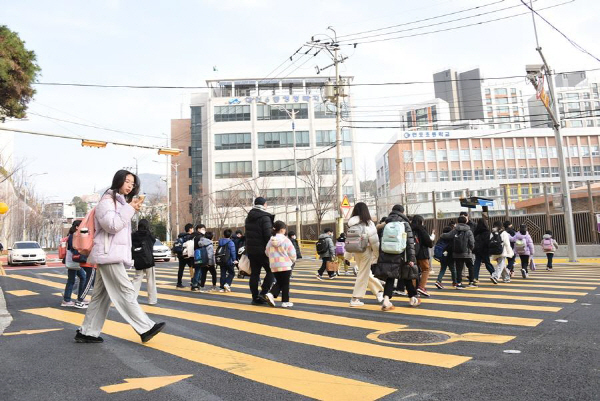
[403,131,451,139]
[227,95,321,105]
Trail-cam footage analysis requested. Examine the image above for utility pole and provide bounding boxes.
[291,109,302,241]
[334,43,344,238]
[174,163,180,236]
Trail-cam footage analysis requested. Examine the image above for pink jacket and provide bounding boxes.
[87,191,136,268]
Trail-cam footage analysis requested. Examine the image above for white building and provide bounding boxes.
[172,76,360,228]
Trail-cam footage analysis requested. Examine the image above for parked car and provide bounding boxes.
[152,239,171,262]
[8,241,46,266]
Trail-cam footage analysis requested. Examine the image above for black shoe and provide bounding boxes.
[176,284,185,288]
[251,298,267,306]
[74,329,103,343]
[140,322,166,343]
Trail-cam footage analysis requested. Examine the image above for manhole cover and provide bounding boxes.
[377,330,451,344]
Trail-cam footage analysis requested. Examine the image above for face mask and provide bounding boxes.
[200,228,206,234]
[492,228,498,232]
[291,235,296,239]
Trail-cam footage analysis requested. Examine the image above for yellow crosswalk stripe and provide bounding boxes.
[23,308,397,400]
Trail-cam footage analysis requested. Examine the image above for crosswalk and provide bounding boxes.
[2,260,599,400]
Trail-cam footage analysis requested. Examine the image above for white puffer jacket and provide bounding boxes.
[347,216,379,259]
[490,230,514,259]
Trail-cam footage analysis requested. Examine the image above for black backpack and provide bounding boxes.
[488,232,503,256]
[453,230,470,255]
[315,237,328,254]
[132,239,154,270]
[215,240,232,267]
[172,236,185,254]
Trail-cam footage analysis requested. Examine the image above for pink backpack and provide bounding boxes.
[335,241,345,256]
[542,238,554,252]
[73,208,96,256]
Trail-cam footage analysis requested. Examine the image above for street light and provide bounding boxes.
[22,172,48,241]
[258,101,302,240]
[153,159,179,240]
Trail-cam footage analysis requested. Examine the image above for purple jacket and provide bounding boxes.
[510,231,535,256]
[87,191,136,268]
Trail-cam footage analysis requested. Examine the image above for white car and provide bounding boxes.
[152,239,171,262]
[8,241,47,266]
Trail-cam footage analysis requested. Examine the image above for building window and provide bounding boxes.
[551,167,560,177]
[532,186,541,195]
[518,168,528,178]
[485,169,494,180]
[587,120,595,127]
[426,150,436,161]
[257,103,309,120]
[405,172,415,182]
[463,170,472,181]
[416,171,426,182]
[549,147,558,158]
[496,168,506,179]
[489,189,498,197]
[343,186,355,202]
[516,148,526,159]
[521,187,530,195]
[529,167,539,178]
[527,147,536,159]
[214,105,251,122]
[452,170,461,181]
[581,146,590,157]
[453,190,463,198]
[472,149,482,160]
[594,166,600,175]
[439,170,449,181]
[258,131,310,148]
[510,188,519,196]
[316,129,351,146]
[342,158,353,174]
[188,168,192,178]
[442,191,451,200]
[539,146,548,158]
[494,88,508,96]
[259,159,295,176]
[449,149,459,161]
[569,146,579,157]
[591,145,600,156]
[494,148,504,159]
[572,166,581,176]
[474,169,484,180]
[460,149,470,160]
[189,185,192,195]
[413,150,424,162]
[584,166,592,176]
[215,161,252,178]
[314,103,336,119]
[427,171,438,181]
[437,149,448,161]
[541,167,550,177]
[505,147,515,158]
[483,148,492,159]
[215,133,251,150]
[418,193,429,202]
[403,150,413,162]
[508,168,517,179]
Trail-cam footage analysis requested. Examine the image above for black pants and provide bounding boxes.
[506,252,516,272]
[177,256,193,285]
[317,257,334,277]
[81,266,96,297]
[546,253,554,268]
[454,258,474,284]
[270,270,292,302]
[249,253,274,300]
[201,264,217,287]
[520,255,530,272]
[384,277,417,298]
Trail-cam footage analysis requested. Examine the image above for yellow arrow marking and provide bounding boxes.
[3,328,63,336]
[100,375,193,393]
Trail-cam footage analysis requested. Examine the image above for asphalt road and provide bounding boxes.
[0,259,599,401]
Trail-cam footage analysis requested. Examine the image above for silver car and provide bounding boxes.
[152,239,171,262]
[8,241,47,266]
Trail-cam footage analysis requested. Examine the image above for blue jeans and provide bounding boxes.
[437,256,457,284]
[64,268,86,302]
[473,254,494,280]
[220,264,235,288]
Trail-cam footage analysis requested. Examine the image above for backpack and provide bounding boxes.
[73,208,96,256]
[215,240,232,267]
[345,225,368,253]
[194,245,209,265]
[335,241,346,256]
[315,237,329,255]
[381,221,407,254]
[488,232,503,256]
[433,239,449,262]
[132,239,154,270]
[542,238,554,252]
[453,230,470,255]
[515,238,527,255]
[58,236,68,260]
[172,236,185,254]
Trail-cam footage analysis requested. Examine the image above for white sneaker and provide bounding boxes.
[349,299,364,307]
[265,293,276,307]
[224,283,231,292]
[74,301,88,309]
[410,296,421,307]
[376,292,384,304]
[281,302,294,308]
[61,301,75,307]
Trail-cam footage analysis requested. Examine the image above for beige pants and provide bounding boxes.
[132,267,157,305]
[352,249,384,298]
[79,263,155,337]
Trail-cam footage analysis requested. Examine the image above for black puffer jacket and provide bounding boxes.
[412,224,433,260]
[244,206,275,257]
[473,219,490,256]
[376,211,417,280]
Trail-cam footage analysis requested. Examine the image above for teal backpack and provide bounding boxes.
[381,221,407,254]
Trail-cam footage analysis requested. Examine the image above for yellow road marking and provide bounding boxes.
[23,308,397,400]
[3,328,63,336]
[101,375,193,393]
[157,285,543,327]
[140,305,471,368]
[6,290,39,296]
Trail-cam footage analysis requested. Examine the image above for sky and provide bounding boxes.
[2,0,600,203]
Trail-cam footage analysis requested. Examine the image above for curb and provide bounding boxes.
[0,285,13,335]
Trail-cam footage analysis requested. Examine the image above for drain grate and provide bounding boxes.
[377,330,451,344]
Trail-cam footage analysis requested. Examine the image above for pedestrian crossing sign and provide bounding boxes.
[341,195,351,208]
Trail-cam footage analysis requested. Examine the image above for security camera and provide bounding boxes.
[526,64,544,74]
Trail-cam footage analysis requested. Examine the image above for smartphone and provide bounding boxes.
[137,194,146,202]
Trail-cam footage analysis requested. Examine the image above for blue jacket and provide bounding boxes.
[218,238,237,267]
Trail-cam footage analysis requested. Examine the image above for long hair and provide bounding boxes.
[106,169,140,203]
[412,214,425,227]
[350,202,372,225]
[69,220,82,235]
[137,219,151,232]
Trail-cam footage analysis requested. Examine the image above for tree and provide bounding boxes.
[71,196,88,216]
[0,25,41,121]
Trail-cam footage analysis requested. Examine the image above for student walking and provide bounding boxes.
[131,219,157,305]
[411,215,434,297]
[288,231,302,259]
[541,230,559,270]
[434,225,457,289]
[511,224,535,279]
[441,216,475,289]
[62,220,88,309]
[473,219,495,283]
[316,228,337,280]
[375,204,419,310]
[174,223,194,288]
[245,197,275,305]
[217,229,237,292]
[504,221,517,276]
[335,233,351,275]
[488,221,514,283]
[76,170,165,344]
[347,203,384,307]
[265,221,297,308]
[192,231,217,292]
